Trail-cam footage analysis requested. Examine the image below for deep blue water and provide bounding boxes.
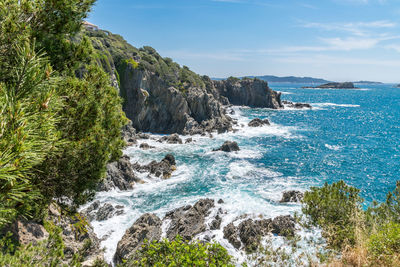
[268,83,400,203]
[88,83,400,261]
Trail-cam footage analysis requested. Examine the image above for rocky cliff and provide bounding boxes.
[85,28,282,135]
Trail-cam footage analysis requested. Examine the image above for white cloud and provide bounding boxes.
[385,44,400,52]
[302,20,396,36]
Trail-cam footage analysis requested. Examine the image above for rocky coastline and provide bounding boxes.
[302,82,357,89]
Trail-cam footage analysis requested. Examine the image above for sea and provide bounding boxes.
[81,83,400,264]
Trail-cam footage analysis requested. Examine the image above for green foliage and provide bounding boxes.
[368,222,400,264]
[120,236,235,267]
[302,180,363,249]
[0,44,61,228]
[0,221,65,266]
[126,58,139,69]
[36,65,127,206]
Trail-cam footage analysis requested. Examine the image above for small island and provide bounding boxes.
[302,82,357,89]
[396,84,400,88]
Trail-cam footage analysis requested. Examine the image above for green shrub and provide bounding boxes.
[368,222,400,265]
[302,180,363,249]
[120,236,235,267]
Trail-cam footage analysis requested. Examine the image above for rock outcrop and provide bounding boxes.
[248,118,270,127]
[282,100,312,109]
[280,190,304,203]
[213,78,282,109]
[303,82,357,89]
[165,199,215,241]
[98,155,142,191]
[213,141,240,152]
[158,133,183,144]
[114,213,162,264]
[87,29,283,135]
[133,154,177,179]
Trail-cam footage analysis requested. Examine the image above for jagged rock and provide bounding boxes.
[122,121,137,146]
[214,78,282,108]
[47,204,104,265]
[248,118,270,127]
[223,223,241,249]
[96,203,116,221]
[213,141,240,152]
[133,154,176,179]
[218,199,224,204]
[282,100,312,109]
[210,215,222,230]
[137,133,150,139]
[139,143,154,150]
[158,134,183,144]
[5,220,49,246]
[165,199,215,241]
[280,191,304,203]
[185,138,193,143]
[98,155,142,191]
[271,215,296,237]
[114,213,162,264]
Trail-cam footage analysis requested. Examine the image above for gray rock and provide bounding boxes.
[213,141,240,152]
[158,134,183,144]
[282,100,312,109]
[133,154,176,179]
[210,215,222,230]
[114,213,162,264]
[280,190,304,203]
[96,203,116,221]
[223,223,241,249]
[271,215,296,237]
[248,118,270,127]
[98,155,142,191]
[213,78,282,109]
[185,138,193,143]
[139,143,154,150]
[122,121,137,146]
[165,199,215,241]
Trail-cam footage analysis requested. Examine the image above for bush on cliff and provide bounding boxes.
[0,0,126,226]
[120,236,234,267]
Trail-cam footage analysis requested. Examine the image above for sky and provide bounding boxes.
[88,0,400,83]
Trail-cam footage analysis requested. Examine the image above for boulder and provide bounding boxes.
[271,215,296,237]
[158,134,183,144]
[248,118,270,127]
[96,203,116,221]
[280,190,304,203]
[5,220,49,246]
[223,223,241,249]
[139,143,154,150]
[282,100,312,109]
[114,213,162,264]
[122,121,137,146]
[98,155,142,191]
[133,154,176,179]
[165,199,215,241]
[213,141,240,152]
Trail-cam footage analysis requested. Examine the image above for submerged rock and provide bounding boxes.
[213,141,240,152]
[248,118,270,127]
[114,213,162,264]
[165,199,215,241]
[98,155,142,191]
[280,190,304,203]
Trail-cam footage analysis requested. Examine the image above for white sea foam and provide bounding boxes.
[325,144,343,151]
[84,106,313,264]
[312,102,360,108]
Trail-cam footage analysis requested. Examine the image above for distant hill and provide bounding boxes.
[212,75,330,83]
[353,81,383,85]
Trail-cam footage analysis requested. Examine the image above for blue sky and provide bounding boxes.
[88,0,400,82]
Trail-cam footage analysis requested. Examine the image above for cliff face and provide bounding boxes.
[213,78,282,108]
[86,28,282,135]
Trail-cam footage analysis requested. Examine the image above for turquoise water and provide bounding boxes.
[86,83,400,262]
